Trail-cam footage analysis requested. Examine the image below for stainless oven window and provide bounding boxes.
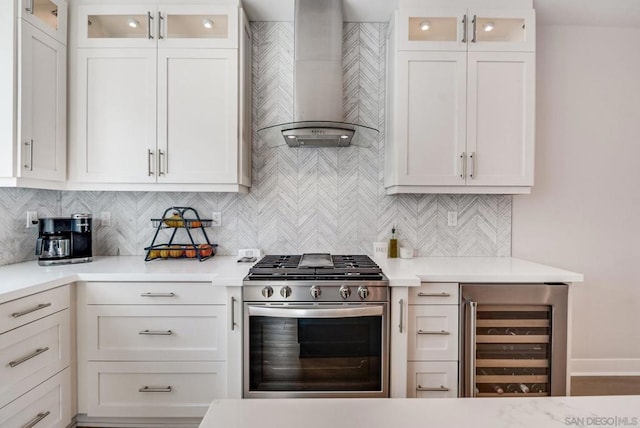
[245,304,386,395]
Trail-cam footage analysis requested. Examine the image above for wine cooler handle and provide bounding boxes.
[469,300,478,397]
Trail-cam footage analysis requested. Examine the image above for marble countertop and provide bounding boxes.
[200,396,639,428]
[0,255,583,304]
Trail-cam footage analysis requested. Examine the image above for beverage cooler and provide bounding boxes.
[460,284,568,397]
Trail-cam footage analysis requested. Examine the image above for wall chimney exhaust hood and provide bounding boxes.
[257,0,379,148]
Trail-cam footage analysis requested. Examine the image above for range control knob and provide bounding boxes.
[280,286,292,299]
[261,286,273,299]
[310,285,322,300]
[357,286,369,300]
[339,286,351,300]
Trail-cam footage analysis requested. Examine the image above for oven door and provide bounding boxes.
[244,303,389,398]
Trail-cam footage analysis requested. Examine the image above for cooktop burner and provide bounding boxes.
[245,253,385,282]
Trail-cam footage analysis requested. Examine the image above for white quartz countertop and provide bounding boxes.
[0,256,583,304]
[200,396,639,428]
[376,256,584,286]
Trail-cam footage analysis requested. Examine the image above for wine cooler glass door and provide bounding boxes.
[461,284,568,397]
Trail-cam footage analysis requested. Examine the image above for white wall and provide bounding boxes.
[512,25,640,375]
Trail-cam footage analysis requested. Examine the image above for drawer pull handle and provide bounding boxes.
[9,347,50,368]
[418,329,450,335]
[140,292,175,297]
[417,292,451,297]
[417,385,450,392]
[139,330,173,336]
[139,386,172,393]
[11,303,51,318]
[21,411,50,428]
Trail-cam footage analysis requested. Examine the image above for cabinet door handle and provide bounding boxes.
[21,411,50,428]
[139,329,172,335]
[398,299,404,333]
[417,329,450,335]
[469,152,476,179]
[460,152,466,179]
[158,11,164,39]
[471,15,477,43]
[25,0,34,14]
[140,292,175,297]
[158,149,165,176]
[139,386,172,393]
[461,15,467,43]
[231,296,237,331]
[12,302,51,318]
[147,12,154,39]
[9,347,49,368]
[24,139,33,171]
[147,149,154,176]
[417,292,451,298]
[417,385,450,392]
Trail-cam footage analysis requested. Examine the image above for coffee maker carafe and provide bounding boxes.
[36,213,93,266]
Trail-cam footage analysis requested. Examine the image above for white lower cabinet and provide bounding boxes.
[406,283,460,398]
[0,368,71,428]
[407,362,458,398]
[0,285,72,427]
[79,281,235,421]
[87,361,225,418]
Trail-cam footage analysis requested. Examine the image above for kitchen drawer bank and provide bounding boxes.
[76,281,241,425]
[0,284,72,428]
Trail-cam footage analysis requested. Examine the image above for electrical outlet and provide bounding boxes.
[447,211,458,227]
[100,211,111,227]
[211,212,222,227]
[26,211,38,228]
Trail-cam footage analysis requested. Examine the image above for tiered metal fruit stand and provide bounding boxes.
[144,206,217,262]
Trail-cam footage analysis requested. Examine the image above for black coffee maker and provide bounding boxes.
[36,213,93,266]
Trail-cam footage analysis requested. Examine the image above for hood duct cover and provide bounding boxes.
[257,0,379,148]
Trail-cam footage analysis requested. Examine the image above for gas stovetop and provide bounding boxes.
[243,253,389,302]
[245,254,385,282]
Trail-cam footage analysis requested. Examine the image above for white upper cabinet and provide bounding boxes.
[19,0,68,45]
[19,22,67,182]
[385,3,535,195]
[0,0,67,189]
[398,7,534,52]
[70,3,251,192]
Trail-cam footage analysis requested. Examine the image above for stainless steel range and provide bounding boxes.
[243,253,390,398]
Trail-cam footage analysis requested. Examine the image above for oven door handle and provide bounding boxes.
[247,305,384,318]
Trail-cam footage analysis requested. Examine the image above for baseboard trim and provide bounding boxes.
[572,359,640,376]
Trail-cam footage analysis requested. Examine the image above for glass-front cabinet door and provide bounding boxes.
[76,5,156,48]
[20,0,68,45]
[467,9,535,52]
[396,8,534,53]
[157,5,238,48]
[76,5,238,49]
[398,8,467,51]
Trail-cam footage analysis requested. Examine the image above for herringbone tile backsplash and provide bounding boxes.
[0,23,511,267]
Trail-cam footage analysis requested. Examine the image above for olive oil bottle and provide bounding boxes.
[388,227,398,258]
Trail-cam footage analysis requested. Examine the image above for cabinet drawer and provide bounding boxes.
[409,283,459,305]
[407,361,458,398]
[87,361,226,418]
[0,286,70,334]
[85,282,226,305]
[408,305,459,361]
[0,310,70,407]
[0,368,71,428]
[86,305,226,361]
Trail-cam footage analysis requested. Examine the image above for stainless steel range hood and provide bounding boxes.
[257,0,379,148]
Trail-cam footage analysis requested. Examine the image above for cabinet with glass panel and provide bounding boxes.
[385,2,535,194]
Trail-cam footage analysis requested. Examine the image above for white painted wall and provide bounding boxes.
[512,25,640,375]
